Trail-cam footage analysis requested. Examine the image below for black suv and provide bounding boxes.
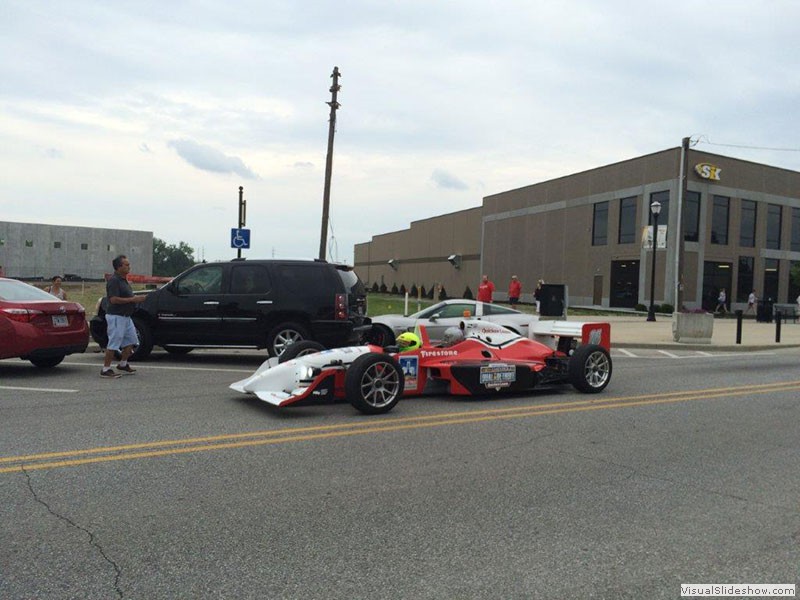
[90,259,369,360]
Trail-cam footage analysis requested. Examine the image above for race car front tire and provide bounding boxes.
[278,340,326,363]
[568,344,612,393]
[344,353,405,415]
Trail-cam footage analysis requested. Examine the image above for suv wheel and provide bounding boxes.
[267,322,310,357]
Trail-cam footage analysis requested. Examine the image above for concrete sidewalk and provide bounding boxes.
[595,313,800,351]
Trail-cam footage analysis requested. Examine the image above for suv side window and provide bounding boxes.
[176,265,224,295]
[277,264,329,294]
[231,265,272,294]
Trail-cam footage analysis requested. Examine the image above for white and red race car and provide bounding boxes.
[230,319,612,415]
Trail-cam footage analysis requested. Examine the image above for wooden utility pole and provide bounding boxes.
[318,66,341,261]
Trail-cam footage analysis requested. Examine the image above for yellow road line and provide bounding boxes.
[2,381,799,474]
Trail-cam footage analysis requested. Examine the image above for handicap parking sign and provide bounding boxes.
[231,228,251,249]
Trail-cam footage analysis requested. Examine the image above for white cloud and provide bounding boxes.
[167,139,259,179]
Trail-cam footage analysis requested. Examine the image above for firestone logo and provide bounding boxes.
[421,349,459,358]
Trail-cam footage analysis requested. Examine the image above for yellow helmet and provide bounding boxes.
[396,332,421,352]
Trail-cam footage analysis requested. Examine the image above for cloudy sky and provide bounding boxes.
[3,1,800,265]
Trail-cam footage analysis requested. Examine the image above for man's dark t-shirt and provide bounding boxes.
[106,273,135,316]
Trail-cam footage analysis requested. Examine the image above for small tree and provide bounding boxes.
[380,283,388,293]
[463,286,473,300]
[371,281,379,293]
[410,284,418,297]
[427,286,435,299]
[419,285,427,298]
[439,286,448,300]
[391,283,399,295]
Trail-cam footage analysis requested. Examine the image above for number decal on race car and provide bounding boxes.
[479,364,516,389]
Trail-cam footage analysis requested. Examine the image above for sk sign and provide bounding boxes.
[695,163,722,181]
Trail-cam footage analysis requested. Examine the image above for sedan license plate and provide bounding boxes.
[52,315,69,327]
[480,364,516,389]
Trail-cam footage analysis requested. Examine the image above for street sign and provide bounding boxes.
[231,228,251,249]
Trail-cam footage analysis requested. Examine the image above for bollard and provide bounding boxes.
[776,311,782,343]
[735,309,743,344]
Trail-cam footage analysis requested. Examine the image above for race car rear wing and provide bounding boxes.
[528,320,611,351]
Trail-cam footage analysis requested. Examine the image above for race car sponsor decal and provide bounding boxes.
[420,349,459,358]
[398,355,419,389]
[479,364,516,389]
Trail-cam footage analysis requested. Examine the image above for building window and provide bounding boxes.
[789,261,800,303]
[791,208,800,252]
[766,204,782,250]
[648,191,669,226]
[592,201,608,246]
[711,195,729,245]
[737,257,754,303]
[54,241,62,249]
[683,191,701,242]
[25,240,34,248]
[618,197,637,244]
[81,243,89,250]
[740,199,757,248]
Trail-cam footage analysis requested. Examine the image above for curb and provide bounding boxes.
[614,342,800,352]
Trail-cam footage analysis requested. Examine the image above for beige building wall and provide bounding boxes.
[354,207,482,299]
[355,147,800,310]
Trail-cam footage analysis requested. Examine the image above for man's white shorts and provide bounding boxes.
[106,315,139,351]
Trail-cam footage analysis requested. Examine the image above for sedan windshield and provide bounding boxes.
[0,280,63,302]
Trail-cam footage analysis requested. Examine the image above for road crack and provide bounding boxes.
[21,467,124,599]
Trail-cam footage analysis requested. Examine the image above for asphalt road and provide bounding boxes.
[1,348,799,599]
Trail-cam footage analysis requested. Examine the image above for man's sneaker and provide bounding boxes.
[100,369,121,379]
[116,364,137,375]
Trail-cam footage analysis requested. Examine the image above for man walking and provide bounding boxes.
[477,275,495,303]
[101,255,147,378]
[508,275,522,305]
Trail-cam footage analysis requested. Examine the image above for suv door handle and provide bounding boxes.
[203,301,220,305]
[257,300,273,305]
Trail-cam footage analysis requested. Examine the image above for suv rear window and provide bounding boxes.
[336,268,365,296]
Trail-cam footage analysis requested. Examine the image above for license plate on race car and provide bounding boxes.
[52,315,69,327]
[480,364,516,389]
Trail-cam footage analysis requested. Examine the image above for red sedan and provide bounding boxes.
[0,278,89,368]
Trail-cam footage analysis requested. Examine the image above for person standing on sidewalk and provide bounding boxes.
[477,275,495,304]
[508,275,522,305]
[101,255,147,378]
[745,289,757,315]
[534,279,544,313]
[715,288,728,314]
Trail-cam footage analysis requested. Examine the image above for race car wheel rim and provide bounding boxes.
[359,361,402,409]
[583,350,611,388]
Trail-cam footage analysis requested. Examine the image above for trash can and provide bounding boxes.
[539,284,567,318]
[756,299,773,323]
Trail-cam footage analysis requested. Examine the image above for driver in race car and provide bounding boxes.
[396,332,421,353]
[440,326,465,347]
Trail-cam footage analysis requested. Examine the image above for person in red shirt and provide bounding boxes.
[477,275,495,303]
[508,275,521,305]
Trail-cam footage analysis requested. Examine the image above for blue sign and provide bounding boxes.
[231,228,250,249]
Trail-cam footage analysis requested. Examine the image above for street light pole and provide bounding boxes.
[647,200,662,322]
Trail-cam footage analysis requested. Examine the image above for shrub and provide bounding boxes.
[410,284,418,297]
[419,285,427,298]
[371,281,379,293]
[635,303,647,312]
[391,283,399,295]
[660,303,674,314]
[379,283,387,293]
[427,286,435,299]
[463,286,473,300]
[439,286,448,300]
[400,284,407,295]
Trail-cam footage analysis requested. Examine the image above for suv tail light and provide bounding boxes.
[335,293,348,320]
[2,308,43,323]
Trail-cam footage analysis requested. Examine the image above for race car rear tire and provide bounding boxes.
[365,324,395,347]
[568,344,612,393]
[344,353,405,415]
[278,340,326,363]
